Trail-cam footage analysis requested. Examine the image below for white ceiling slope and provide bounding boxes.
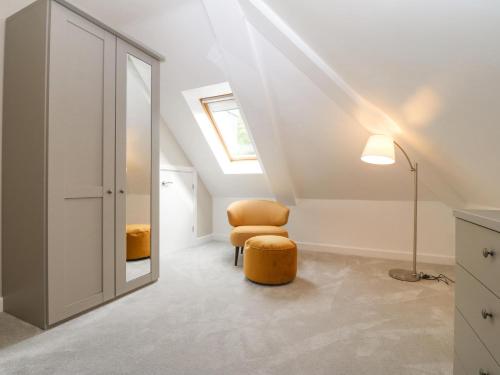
[247,24,453,202]
[257,0,500,208]
[238,0,465,205]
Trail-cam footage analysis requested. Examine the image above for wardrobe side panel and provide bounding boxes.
[2,0,50,328]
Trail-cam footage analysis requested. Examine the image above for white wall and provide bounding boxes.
[197,181,213,236]
[213,197,455,265]
[126,194,151,225]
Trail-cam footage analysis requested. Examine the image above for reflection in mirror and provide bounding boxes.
[125,54,152,282]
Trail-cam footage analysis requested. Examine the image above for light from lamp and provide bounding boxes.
[361,134,396,165]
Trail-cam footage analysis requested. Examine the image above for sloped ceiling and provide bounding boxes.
[249,26,431,201]
[259,0,500,207]
[46,0,500,206]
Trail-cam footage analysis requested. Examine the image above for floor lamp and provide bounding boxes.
[360,134,420,282]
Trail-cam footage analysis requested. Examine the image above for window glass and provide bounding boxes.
[202,95,256,161]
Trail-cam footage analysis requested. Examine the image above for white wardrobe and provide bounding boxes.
[2,0,161,329]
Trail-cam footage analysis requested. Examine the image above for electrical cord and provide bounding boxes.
[419,272,455,285]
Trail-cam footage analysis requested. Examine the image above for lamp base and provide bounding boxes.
[389,268,420,282]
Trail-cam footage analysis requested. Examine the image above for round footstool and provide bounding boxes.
[126,224,151,260]
[243,235,297,285]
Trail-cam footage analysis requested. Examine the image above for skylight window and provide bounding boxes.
[201,94,256,161]
[182,82,262,174]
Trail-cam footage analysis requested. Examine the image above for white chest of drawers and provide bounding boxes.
[454,210,500,375]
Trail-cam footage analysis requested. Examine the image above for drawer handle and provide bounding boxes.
[482,248,496,258]
[479,369,489,375]
[481,309,494,320]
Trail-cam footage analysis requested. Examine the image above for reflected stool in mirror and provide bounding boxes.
[126,224,151,260]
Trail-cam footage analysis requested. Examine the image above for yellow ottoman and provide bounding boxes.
[126,224,151,260]
[243,235,297,285]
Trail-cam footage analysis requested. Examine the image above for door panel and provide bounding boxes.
[160,170,195,251]
[63,199,103,305]
[47,2,116,324]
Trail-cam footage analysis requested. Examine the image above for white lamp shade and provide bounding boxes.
[361,134,395,165]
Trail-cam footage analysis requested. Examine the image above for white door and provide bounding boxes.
[160,169,195,251]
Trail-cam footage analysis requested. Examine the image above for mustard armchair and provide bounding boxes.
[227,200,290,266]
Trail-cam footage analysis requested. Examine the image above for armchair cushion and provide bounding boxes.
[230,225,288,247]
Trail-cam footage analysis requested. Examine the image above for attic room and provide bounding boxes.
[0,0,499,374]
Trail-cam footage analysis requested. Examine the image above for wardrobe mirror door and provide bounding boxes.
[125,53,152,282]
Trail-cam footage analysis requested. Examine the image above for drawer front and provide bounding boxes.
[456,219,500,297]
[455,308,500,375]
[456,265,500,364]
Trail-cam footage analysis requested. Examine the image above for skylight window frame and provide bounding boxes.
[200,94,257,162]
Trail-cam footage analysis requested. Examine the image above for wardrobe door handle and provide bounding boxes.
[119,189,125,194]
[482,248,496,258]
[106,190,113,194]
[481,309,493,320]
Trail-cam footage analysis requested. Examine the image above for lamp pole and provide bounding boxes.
[391,142,420,282]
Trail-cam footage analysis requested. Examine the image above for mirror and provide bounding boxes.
[125,54,152,282]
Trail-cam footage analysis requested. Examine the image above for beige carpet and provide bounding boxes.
[0,241,454,374]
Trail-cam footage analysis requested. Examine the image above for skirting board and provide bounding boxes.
[297,241,454,265]
[212,234,230,243]
[162,235,213,253]
[212,234,454,265]
[192,234,214,247]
